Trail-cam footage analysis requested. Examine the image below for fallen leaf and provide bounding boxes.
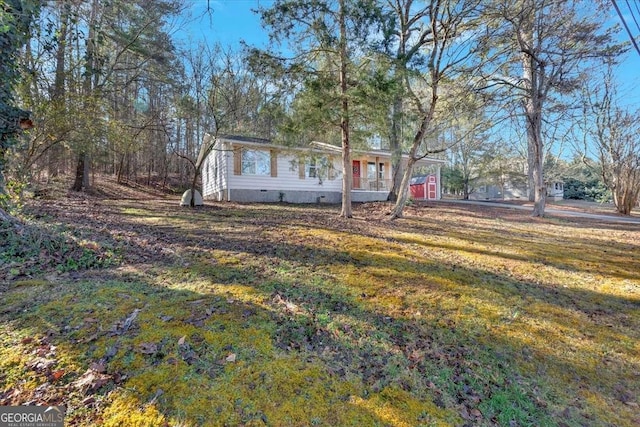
[49,369,65,381]
[149,388,164,405]
[460,406,470,420]
[71,368,111,392]
[82,333,99,343]
[104,345,118,360]
[90,360,107,373]
[470,408,482,418]
[408,349,424,363]
[28,357,56,373]
[178,336,186,346]
[225,353,237,363]
[121,308,140,332]
[138,342,158,354]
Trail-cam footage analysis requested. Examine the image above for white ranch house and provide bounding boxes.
[201,134,446,203]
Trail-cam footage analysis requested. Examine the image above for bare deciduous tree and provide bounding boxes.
[479,0,621,217]
[388,0,482,219]
[583,66,640,215]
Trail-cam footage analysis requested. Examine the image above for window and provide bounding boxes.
[210,163,217,181]
[367,162,377,180]
[241,149,270,176]
[378,163,385,180]
[306,158,318,178]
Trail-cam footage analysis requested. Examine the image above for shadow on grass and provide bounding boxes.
[2,270,415,426]
[424,201,640,231]
[179,254,639,427]
[5,198,638,426]
[389,211,640,282]
[37,197,637,336]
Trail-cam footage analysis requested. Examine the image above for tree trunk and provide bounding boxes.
[83,153,90,189]
[48,0,69,180]
[389,111,432,219]
[531,145,546,216]
[0,145,7,196]
[189,171,198,207]
[338,0,352,218]
[116,153,125,184]
[72,152,85,191]
[390,156,417,218]
[387,95,404,202]
[71,0,98,192]
[520,20,546,217]
[527,142,535,201]
[614,174,639,215]
[526,102,546,217]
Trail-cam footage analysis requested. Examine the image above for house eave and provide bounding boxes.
[310,140,447,165]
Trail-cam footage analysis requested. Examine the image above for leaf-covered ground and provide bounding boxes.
[1,195,639,426]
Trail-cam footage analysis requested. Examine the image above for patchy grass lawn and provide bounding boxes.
[1,197,639,426]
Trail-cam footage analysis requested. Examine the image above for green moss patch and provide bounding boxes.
[1,199,638,426]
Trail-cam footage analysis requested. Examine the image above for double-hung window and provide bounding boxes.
[367,162,377,180]
[241,149,271,176]
[306,158,319,178]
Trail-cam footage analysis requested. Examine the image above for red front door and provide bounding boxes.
[352,161,361,189]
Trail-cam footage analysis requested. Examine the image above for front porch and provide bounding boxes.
[352,177,392,192]
[351,158,391,193]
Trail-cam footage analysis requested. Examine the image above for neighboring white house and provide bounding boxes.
[201,134,446,203]
[547,181,564,201]
[470,181,564,201]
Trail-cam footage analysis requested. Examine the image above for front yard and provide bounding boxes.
[1,197,638,426]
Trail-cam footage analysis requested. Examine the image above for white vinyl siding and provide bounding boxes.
[226,148,342,192]
[201,136,228,199]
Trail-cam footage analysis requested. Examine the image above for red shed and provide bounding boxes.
[410,174,439,200]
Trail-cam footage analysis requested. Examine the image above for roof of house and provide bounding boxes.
[210,134,446,164]
[217,134,271,144]
[410,176,429,185]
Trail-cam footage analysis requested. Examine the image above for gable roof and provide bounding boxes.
[210,134,446,165]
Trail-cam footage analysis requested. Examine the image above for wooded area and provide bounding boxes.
[1,0,639,216]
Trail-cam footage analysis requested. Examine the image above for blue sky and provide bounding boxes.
[179,0,269,49]
[178,0,640,109]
